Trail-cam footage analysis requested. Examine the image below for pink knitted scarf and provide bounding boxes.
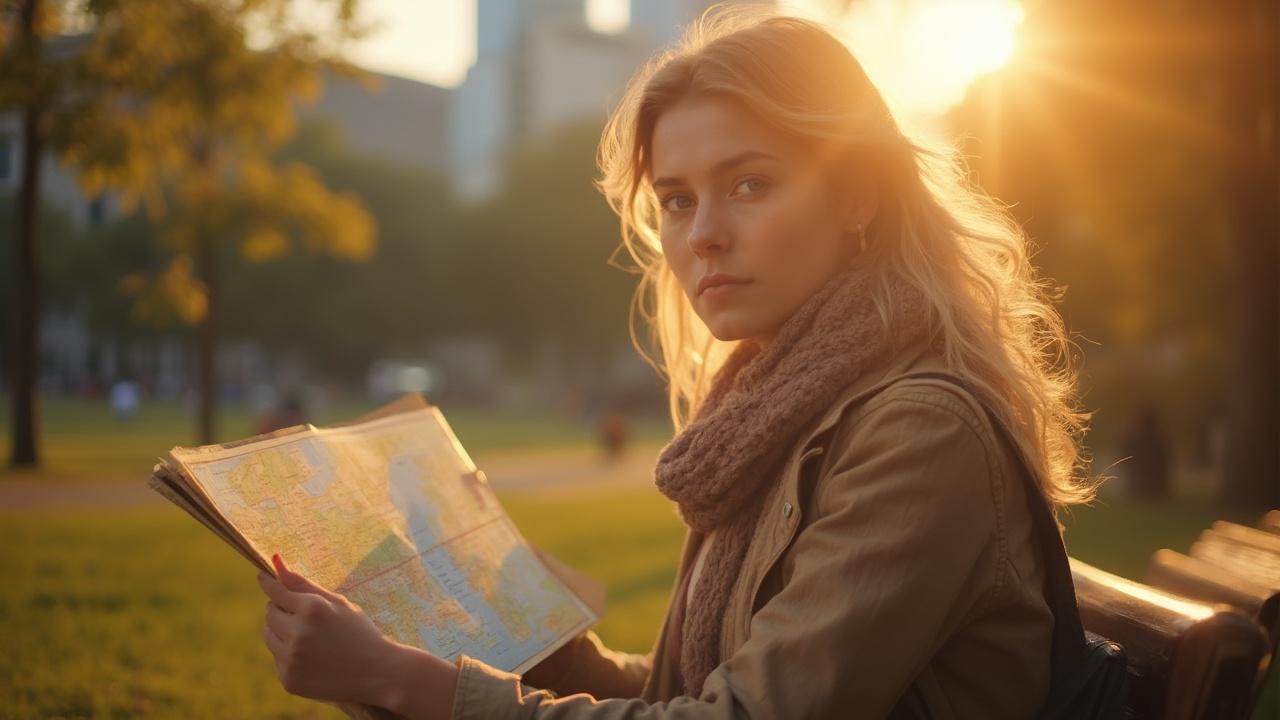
[653,264,932,697]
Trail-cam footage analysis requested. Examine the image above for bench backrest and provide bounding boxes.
[1071,558,1269,720]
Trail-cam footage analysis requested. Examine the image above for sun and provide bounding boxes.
[795,0,1026,120]
[902,0,1024,78]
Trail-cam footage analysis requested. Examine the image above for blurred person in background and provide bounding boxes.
[109,378,140,421]
[598,408,632,461]
[255,393,307,435]
[1121,405,1171,500]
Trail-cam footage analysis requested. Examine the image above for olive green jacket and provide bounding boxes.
[450,337,1054,719]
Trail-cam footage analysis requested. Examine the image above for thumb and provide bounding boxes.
[272,552,341,602]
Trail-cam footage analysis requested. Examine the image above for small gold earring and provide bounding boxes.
[857,223,867,253]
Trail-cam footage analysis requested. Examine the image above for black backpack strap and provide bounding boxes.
[892,371,1089,672]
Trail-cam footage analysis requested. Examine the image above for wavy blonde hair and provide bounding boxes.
[596,6,1103,511]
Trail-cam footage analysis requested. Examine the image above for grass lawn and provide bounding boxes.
[0,396,674,484]
[0,487,685,719]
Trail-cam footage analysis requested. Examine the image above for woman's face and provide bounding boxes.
[650,93,875,348]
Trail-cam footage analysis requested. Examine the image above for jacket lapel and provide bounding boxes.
[642,335,950,699]
[723,336,946,653]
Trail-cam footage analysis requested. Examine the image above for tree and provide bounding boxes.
[221,119,465,382]
[2,0,376,446]
[1219,0,1278,509]
[0,0,58,467]
[464,119,637,373]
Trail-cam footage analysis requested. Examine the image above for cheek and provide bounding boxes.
[741,185,837,262]
[659,231,695,282]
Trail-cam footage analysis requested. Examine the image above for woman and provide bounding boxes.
[256,8,1102,719]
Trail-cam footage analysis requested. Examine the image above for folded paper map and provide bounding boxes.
[148,393,604,719]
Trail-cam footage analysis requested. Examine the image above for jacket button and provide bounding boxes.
[782,501,794,518]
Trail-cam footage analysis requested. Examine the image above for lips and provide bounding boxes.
[697,273,752,296]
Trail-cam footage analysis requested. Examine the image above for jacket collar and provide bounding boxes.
[794,333,947,452]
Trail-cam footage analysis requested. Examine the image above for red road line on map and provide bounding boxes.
[336,514,506,593]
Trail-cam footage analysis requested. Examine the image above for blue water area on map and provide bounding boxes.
[387,455,443,552]
[411,526,570,670]
[297,440,336,497]
[324,444,586,670]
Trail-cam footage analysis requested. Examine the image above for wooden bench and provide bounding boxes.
[1069,508,1280,720]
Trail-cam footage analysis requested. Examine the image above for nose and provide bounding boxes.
[686,199,729,258]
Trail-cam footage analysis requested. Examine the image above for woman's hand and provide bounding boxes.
[256,553,459,719]
[256,553,400,706]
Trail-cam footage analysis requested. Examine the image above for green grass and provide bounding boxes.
[502,488,686,653]
[1061,494,1267,578]
[1,507,334,718]
[0,396,674,484]
[0,487,683,719]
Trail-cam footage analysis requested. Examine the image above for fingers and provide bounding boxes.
[265,599,300,641]
[262,610,287,657]
[257,569,307,613]
[272,552,344,603]
[261,620,291,690]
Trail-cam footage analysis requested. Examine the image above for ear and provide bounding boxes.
[840,171,879,236]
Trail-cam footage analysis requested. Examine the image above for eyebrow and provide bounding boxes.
[651,150,779,189]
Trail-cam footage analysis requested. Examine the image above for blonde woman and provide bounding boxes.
[256,8,1102,719]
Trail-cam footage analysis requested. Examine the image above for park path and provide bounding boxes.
[0,442,664,513]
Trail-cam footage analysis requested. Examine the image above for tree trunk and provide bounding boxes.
[196,233,218,444]
[9,0,43,469]
[1221,0,1280,509]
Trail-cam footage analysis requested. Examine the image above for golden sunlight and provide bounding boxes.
[904,0,1023,76]
[799,0,1026,120]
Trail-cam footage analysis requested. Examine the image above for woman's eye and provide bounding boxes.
[662,195,693,212]
[732,177,768,196]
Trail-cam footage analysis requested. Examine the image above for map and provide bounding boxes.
[162,400,598,675]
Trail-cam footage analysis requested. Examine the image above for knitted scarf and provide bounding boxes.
[653,263,932,697]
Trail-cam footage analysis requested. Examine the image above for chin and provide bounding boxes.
[702,314,768,343]
[706,327,747,342]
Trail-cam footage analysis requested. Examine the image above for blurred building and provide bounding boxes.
[451,0,775,203]
[302,70,452,178]
[452,0,645,202]
[630,0,741,48]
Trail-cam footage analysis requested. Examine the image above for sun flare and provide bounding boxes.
[799,0,1026,120]
[904,0,1024,78]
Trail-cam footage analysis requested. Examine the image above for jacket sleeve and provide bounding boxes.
[449,387,1008,720]
[522,630,654,700]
